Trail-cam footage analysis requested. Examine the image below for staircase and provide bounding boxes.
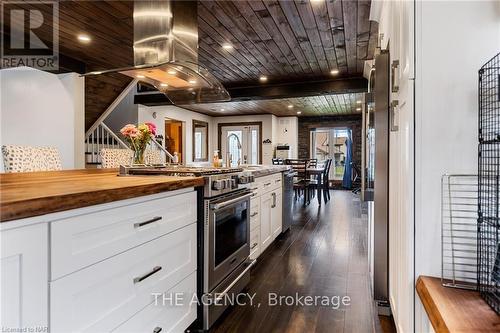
[84,79,173,168]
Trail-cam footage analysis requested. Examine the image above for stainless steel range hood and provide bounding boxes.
[84,0,230,104]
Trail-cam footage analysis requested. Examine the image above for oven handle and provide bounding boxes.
[210,193,252,210]
[215,259,257,302]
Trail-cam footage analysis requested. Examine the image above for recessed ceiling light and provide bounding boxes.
[160,83,168,87]
[356,107,362,111]
[188,79,197,84]
[259,76,268,82]
[297,111,302,115]
[77,34,91,43]
[356,100,362,104]
[167,69,177,75]
[330,69,339,75]
[222,43,233,50]
[287,104,294,109]
[136,74,145,79]
[221,108,225,112]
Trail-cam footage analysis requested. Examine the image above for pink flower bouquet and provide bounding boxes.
[120,122,157,164]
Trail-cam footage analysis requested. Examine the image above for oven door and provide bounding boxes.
[206,190,251,291]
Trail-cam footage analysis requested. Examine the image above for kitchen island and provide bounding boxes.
[0,169,204,332]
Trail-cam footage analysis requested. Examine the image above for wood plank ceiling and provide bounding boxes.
[182,93,365,117]
[198,0,378,87]
[2,1,377,125]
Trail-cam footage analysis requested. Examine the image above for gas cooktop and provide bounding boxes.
[119,164,243,176]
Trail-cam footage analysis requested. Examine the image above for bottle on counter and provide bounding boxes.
[172,152,179,164]
[213,150,220,167]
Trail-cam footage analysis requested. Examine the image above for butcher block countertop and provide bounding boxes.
[416,276,500,333]
[0,169,205,222]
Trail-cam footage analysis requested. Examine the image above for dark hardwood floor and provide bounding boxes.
[211,190,391,333]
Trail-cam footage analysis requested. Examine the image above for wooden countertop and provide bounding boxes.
[416,276,500,333]
[0,169,205,222]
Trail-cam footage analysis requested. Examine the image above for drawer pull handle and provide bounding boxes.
[264,182,271,186]
[250,212,258,217]
[153,327,162,333]
[134,216,162,228]
[251,242,258,250]
[133,266,162,284]
[275,179,281,183]
[251,187,258,191]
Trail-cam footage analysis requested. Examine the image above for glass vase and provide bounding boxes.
[133,148,145,165]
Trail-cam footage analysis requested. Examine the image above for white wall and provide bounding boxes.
[414,2,500,332]
[138,104,213,165]
[0,67,85,170]
[138,105,298,166]
[276,117,299,158]
[212,114,278,165]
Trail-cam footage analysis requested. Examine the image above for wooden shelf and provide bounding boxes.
[416,276,500,333]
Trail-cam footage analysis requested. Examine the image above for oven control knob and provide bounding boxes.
[212,180,223,190]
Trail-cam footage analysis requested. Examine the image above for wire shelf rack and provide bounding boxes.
[441,174,478,290]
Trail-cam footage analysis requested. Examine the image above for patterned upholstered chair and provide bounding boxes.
[144,149,163,165]
[2,145,63,173]
[100,148,133,168]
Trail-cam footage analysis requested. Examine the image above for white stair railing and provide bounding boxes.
[84,78,174,167]
[85,123,128,165]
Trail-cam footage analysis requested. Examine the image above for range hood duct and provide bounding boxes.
[84,0,230,104]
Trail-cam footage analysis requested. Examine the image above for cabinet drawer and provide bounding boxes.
[260,176,274,193]
[51,191,197,280]
[250,215,260,232]
[250,231,259,258]
[271,175,282,191]
[111,272,196,333]
[50,223,196,333]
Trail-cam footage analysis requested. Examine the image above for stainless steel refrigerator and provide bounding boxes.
[363,50,391,315]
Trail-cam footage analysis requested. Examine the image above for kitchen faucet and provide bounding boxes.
[226,133,242,167]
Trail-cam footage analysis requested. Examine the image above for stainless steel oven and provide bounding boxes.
[203,188,256,329]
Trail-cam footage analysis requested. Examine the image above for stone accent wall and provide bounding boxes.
[298,114,363,166]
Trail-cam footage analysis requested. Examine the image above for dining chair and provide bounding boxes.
[100,148,133,168]
[307,159,332,205]
[285,159,310,205]
[2,145,62,173]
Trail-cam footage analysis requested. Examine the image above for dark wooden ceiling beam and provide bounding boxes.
[227,77,367,101]
[134,77,367,106]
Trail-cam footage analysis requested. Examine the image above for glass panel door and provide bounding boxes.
[221,125,260,166]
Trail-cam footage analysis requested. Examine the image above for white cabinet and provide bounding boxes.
[111,272,197,333]
[253,173,284,255]
[0,188,198,333]
[271,190,283,239]
[51,191,197,280]
[249,199,260,260]
[259,192,273,252]
[0,223,48,331]
[50,223,196,333]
